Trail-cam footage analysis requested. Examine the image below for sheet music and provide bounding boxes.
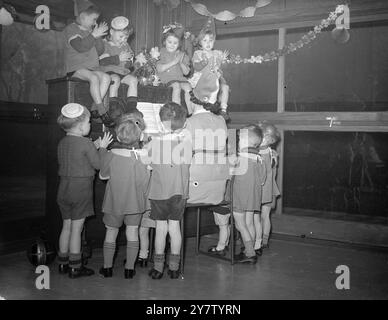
[136,102,163,134]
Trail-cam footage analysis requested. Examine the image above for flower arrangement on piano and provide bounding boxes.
[134,47,161,86]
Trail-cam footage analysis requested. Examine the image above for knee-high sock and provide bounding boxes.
[153,253,165,273]
[103,241,116,268]
[69,253,82,269]
[125,241,139,270]
[168,254,180,271]
[57,251,69,265]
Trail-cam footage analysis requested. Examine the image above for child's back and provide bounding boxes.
[100,148,150,215]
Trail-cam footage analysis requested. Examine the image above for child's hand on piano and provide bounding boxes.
[99,132,113,149]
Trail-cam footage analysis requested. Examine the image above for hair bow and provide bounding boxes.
[162,22,183,33]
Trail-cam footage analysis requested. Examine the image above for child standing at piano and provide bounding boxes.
[56,103,112,278]
[254,122,281,254]
[147,102,191,279]
[98,117,150,279]
[231,124,266,264]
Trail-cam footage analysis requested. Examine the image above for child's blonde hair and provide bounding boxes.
[115,118,142,147]
[57,106,90,131]
[258,122,280,146]
[239,124,263,150]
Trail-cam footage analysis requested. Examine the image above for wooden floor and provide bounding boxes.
[0,235,387,300]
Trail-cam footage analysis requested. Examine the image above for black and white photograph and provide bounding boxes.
[0,0,387,305]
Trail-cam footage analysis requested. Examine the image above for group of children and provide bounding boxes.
[64,0,231,128]
[56,0,280,280]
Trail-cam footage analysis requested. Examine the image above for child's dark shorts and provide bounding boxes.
[57,177,95,220]
[103,213,143,228]
[150,195,186,221]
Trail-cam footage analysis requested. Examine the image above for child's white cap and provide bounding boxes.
[61,103,85,118]
[111,16,129,30]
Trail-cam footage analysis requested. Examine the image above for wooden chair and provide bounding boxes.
[179,176,236,276]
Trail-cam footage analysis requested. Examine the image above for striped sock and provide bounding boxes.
[168,254,180,272]
[69,253,82,269]
[125,241,139,270]
[153,254,165,273]
[103,242,116,268]
[57,251,69,265]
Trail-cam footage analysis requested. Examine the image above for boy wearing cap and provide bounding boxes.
[56,103,112,278]
[63,0,114,126]
[99,16,138,112]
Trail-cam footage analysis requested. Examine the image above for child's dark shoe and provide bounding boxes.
[68,266,95,278]
[255,248,263,256]
[124,269,136,279]
[58,264,69,274]
[91,110,100,119]
[148,268,163,279]
[137,257,148,268]
[207,245,226,256]
[99,267,113,278]
[235,253,257,264]
[167,269,180,279]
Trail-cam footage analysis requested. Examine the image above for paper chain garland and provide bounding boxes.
[224,5,347,65]
[184,0,272,22]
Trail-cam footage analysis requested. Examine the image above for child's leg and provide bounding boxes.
[167,220,181,273]
[95,71,111,102]
[103,226,119,268]
[109,74,121,98]
[180,82,192,111]
[253,212,263,250]
[125,225,139,270]
[213,212,230,251]
[153,220,168,273]
[68,218,85,269]
[58,219,71,266]
[167,220,181,255]
[73,69,106,115]
[170,82,181,105]
[219,83,230,112]
[245,211,255,243]
[139,226,150,260]
[261,205,272,247]
[122,74,138,97]
[233,211,255,258]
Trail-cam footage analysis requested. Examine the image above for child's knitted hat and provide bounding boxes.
[73,0,95,17]
[61,103,85,118]
[111,16,129,31]
[197,16,216,42]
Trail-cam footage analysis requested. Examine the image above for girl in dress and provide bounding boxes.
[156,23,192,112]
[231,124,266,263]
